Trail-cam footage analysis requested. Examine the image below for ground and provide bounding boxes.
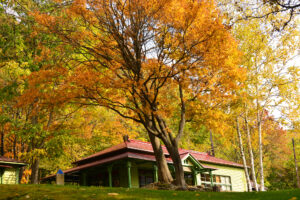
[0,184,299,200]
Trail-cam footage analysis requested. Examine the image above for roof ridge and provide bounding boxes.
[185,149,208,155]
[128,139,152,145]
[128,139,209,156]
[128,139,169,150]
[73,142,127,164]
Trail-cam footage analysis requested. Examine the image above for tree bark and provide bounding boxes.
[30,158,40,184]
[245,112,258,191]
[257,117,265,191]
[236,117,252,192]
[148,134,173,183]
[292,138,300,188]
[19,166,24,184]
[209,130,215,157]
[13,136,17,159]
[161,138,186,188]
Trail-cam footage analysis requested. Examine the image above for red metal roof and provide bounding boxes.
[73,139,169,164]
[183,150,244,168]
[201,165,218,170]
[43,152,130,180]
[43,151,173,180]
[74,139,243,168]
[0,156,27,165]
[128,152,172,163]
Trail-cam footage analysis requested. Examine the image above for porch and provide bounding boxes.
[54,156,217,189]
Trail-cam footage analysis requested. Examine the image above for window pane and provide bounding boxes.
[215,175,221,183]
[205,174,210,181]
[201,174,205,181]
[221,176,226,184]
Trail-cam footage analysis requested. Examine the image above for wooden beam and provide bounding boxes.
[209,170,213,187]
[16,168,19,184]
[192,168,197,186]
[153,164,158,183]
[108,165,113,187]
[127,161,132,188]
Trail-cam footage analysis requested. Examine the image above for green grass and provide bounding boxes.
[0,184,299,200]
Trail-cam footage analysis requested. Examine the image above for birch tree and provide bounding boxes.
[233,18,298,190]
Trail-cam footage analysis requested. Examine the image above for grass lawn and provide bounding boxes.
[0,184,299,200]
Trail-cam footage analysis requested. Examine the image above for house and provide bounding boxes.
[0,156,27,184]
[42,138,248,192]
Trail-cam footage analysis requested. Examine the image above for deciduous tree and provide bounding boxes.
[31,0,244,187]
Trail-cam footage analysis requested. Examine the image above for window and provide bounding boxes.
[201,173,211,182]
[200,173,232,191]
[139,170,154,187]
[214,175,231,191]
[200,173,212,188]
[220,176,231,191]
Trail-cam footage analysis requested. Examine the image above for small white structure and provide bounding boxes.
[56,169,64,185]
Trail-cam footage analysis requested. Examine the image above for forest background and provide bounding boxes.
[0,0,299,191]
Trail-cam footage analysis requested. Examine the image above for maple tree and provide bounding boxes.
[0,0,297,190]
[29,0,244,187]
[0,0,75,184]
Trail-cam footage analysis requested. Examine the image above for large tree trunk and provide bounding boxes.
[292,138,300,188]
[236,117,252,192]
[245,112,258,191]
[162,139,186,188]
[257,118,265,191]
[19,166,24,184]
[30,158,40,184]
[148,134,173,183]
[13,136,17,159]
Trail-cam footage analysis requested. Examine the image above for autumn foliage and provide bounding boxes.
[0,0,298,189]
[24,0,246,186]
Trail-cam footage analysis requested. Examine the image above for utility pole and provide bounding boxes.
[292,138,300,188]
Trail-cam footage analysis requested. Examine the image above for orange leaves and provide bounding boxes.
[21,169,32,184]
[17,65,72,109]
[69,0,87,15]
[27,0,246,142]
[30,11,57,29]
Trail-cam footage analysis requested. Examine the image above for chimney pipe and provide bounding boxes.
[123,135,129,142]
